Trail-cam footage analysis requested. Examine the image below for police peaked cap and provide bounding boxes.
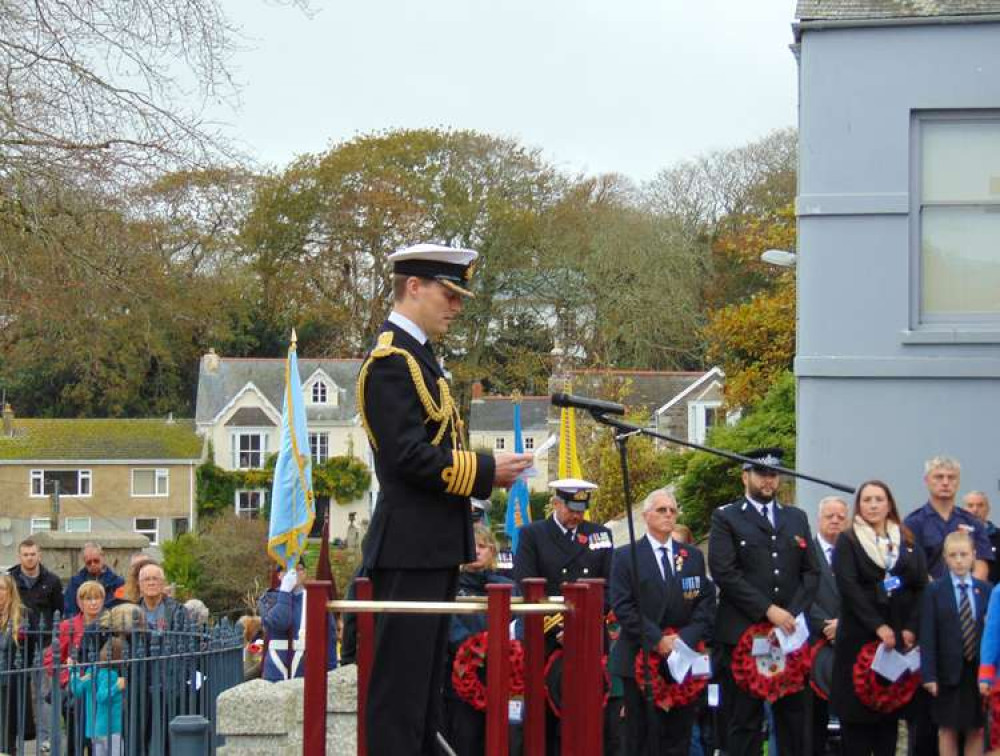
[741,446,785,472]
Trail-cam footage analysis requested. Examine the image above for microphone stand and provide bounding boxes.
[589,410,855,756]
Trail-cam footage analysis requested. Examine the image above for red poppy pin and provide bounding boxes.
[794,536,807,549]
[679,548,689,558]
[577,533,588,545]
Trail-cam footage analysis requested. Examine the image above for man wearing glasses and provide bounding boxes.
[63,542,124,617]
[609,488,716,755]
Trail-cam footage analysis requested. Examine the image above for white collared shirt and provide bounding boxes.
[388,310,428,345]
[818,535,836,566]
[552,514,574,541]
[746,495,776,527]
[951,572,977,621]
[647,534,673,579]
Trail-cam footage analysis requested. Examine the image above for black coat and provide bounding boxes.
[8,564,63,634]
[359,321,495,570]
[830,527,927,723]
[808,537,840,642]
[920,575,990,687]
[511,516,613,598]
[608,537,715,679]
[707,498,820,646]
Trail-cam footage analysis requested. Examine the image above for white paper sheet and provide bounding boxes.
[775,613,809,655]
[871,642,909,682]
[667,637,701,682]
[691,654,712,678]
[903,647,921,674]
[751,637,773,657]
[518,434,558,479]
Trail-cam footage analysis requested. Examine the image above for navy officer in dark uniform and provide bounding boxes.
[707,447,820,756]
[358,242,532,756]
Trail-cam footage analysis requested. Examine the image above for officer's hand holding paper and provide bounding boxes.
[774,613,809,654]
[518,434,558,479]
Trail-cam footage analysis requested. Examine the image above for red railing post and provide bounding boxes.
[560,582,588,756]
[521,578,546,756]
[486,582,513,756]
[355,577,373,756]
[582,579,605,755]
[303,580,331,756]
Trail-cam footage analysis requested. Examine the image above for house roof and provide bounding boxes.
[796,0,1000,20]
[0,419,202,461]
[469,397,551,433]
[565,370,706,413]
[224,407,276,428]
[195,356,363,426]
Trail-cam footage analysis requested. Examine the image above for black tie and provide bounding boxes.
[760,503,771,525]
[567,529,575,545]
[660,546,672,580]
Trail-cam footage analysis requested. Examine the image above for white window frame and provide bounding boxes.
[309,432,330,465]
[494,437,506,451]
[688,400,723,445]
[64,517,91,533]
[235,490,267,519]
[131,468,169,497]
[231,431,268,469]
[909,110,1000,339]
[29,517,51,534]
[29,469,92,498]
[134,517,159,545]
[311,380,328,404]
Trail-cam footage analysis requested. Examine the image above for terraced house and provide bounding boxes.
[0,405,203,566]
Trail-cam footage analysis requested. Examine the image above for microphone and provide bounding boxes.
[551,392,626,416]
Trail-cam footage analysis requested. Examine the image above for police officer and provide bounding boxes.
[359,242,532,756]
[707,447,820,756]
[512,478,613,597]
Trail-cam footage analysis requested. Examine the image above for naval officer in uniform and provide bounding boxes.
[358,242,532,755]
[707,447,820,756]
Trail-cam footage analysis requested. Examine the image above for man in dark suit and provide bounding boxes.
[808,495,847,755]
[707,447,820,756]
[359,242,532,756]
[609,488,716,756]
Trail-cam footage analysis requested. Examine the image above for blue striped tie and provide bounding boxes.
[959,583,977,661]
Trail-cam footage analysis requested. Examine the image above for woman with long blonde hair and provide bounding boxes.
[0,574,24,640]
[0,572,36,750]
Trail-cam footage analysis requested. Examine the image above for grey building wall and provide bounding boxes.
[795,21,1000,515]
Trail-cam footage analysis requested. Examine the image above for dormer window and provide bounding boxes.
[312,381,328,404]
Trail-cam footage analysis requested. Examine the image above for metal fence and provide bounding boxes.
[0,611,243,756]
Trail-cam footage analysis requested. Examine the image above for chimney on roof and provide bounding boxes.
[203,348,220,374]
[471,381,484,401]
[2,403,13,437]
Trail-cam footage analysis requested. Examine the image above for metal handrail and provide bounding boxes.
[327,599,562,615]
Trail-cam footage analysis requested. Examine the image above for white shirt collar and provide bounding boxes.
[746,495,776,513]
[388,310,428,345]
[951,572,972,591]
[818,535,837,552]
[646,533,672,554]
[552,514,571,536]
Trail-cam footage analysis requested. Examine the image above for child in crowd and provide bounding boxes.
[922,530,990,756]
[70,636,126,756]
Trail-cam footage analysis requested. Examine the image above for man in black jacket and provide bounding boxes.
[9,537,63,750]
[359,243,532,756]
[609,488,715,756]
[707,447,820,756]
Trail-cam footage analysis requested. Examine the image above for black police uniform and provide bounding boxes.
[708,497,820,756]
[359,318,496,756]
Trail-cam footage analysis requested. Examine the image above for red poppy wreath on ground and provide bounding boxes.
[543,649,611,717]
[634,629,710,711]
[851,640,920,713]
[451,631,525,712]
[731,622,812,703]
[809,639,830,700]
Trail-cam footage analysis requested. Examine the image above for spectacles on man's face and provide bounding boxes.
[652,507,679,515]
[85,559,102,566]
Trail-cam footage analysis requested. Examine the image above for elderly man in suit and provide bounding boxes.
[808,495,847,755]
[708,447,821,756]
[609,488,715,756]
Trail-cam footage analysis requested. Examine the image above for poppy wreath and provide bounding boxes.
[809,639,829,701]
[543,649,611,718]
[451,631,525,712]
[851,640,920,713]
[633,629,710,711]
[731,622,812,703]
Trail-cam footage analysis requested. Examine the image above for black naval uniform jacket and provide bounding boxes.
[511,516,613,597]
[359,321,496,570]
[708,498,820,646]
[608,537,716,679]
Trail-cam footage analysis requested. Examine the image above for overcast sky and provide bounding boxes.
[213,0,800,182]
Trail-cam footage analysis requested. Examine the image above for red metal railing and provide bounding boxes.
[303,577,605,756]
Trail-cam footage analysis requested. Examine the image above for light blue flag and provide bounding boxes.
[268,332,315,571]
[504,401,531,553]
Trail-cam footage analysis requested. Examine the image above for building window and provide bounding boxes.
[312,381,328,404]
[134,518,159,545]
[494,437,506,451]
[64,517,91,533]
[29,470,92,497]
[235,490,266,519]
[309,432,329,464]
[523,437,535,451]
[131,469,169,497]
[172,517,190,538]
[232,432,267,469]
[29,517,51,534]
[688,401,723,445]
[917,114,1000,326]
